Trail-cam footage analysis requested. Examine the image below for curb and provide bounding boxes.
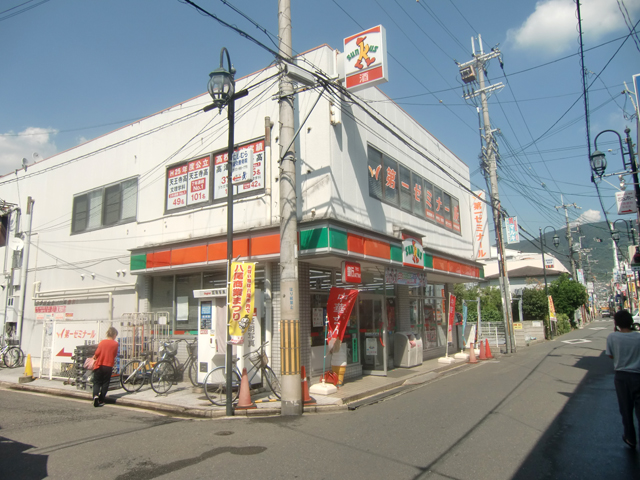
[0,354,497,418]
[0,380,349,418]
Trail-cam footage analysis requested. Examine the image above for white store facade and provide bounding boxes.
[0,45,483,382]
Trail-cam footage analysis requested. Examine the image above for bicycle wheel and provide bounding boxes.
[151,360,176,394]
[263,366,281,399]
[120,359,147,392]
[4,347,22,368]
[188,358,199,387]
[203,366,240,406]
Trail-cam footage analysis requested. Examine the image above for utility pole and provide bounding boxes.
[278,0,302,416]
[555,195,580,279]
[459,36,515,354]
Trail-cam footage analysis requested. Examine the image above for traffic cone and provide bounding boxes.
[234,368,256,410]
[301,366,316,405]
[485,338,494,359]
[19,354,35,383]
[468,343,478,364]
[478,339,487,360]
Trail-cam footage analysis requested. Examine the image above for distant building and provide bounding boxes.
[479,247,569,293]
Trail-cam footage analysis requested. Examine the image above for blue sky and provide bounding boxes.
[1,0,639,243]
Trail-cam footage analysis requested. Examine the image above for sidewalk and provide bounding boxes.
[0,353,479,419]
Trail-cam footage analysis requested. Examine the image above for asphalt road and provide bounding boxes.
[1,319,638,480]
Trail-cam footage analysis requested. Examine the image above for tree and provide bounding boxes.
[521,287,548,320]
[453,284,503,322]
[548,274,588,322]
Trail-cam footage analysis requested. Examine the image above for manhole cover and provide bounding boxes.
[561,339,592,344]
[215,431,234,436]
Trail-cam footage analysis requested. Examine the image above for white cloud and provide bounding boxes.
[0,127,58,174]
[506,0,640,56]
[570,208,602,226]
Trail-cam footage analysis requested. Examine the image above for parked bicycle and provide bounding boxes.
[203,341,281,406]
[119,351,155,392]
[150,338,198,394]
[0,336,24,368]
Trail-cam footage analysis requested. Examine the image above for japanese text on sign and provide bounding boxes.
[471,190,489,260]
[228,261,256,345]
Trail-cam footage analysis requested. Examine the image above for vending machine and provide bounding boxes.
[194,288,227,384]
[193,288,264,384]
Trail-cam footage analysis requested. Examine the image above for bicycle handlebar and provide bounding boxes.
[241,341,270,358]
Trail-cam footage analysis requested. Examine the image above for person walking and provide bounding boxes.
[606,310,640,449]
[92,327,119,407]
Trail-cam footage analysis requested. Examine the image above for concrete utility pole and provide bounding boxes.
[278,0,302,416]
[555,195,580,279]
[459,36,515,354]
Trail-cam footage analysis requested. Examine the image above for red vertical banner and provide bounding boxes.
[447,293,456,343]
[326,287,359,343]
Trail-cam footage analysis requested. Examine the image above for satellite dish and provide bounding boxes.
[9,237,24,251]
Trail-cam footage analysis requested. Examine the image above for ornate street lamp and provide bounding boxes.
[205,47,248,417]
[207,48,236,111]
[589,150,607,178]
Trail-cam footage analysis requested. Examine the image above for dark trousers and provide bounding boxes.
[92,366,113,403]
[614,370,640,444]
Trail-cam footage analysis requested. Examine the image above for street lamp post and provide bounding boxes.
[539,226,560,339]
[205,47,248,417]
[590,128,640,248]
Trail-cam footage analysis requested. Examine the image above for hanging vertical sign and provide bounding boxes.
[343,25,388,92]
[228,262,256,345]
[471,190,489,260]
[326,287,359,344]
[505,217,520,243]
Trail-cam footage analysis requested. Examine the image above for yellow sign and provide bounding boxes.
[548,295,557,322]
[513,323,523,330]
[228,262,256,345]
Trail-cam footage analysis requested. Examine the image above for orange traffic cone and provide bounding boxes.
[235,367,256,410]
[478,339,487,360]
[485,338,494,359]
[301,366,316,405]
[468,343,478,364]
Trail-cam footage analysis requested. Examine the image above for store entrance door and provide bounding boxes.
[359,295,386,376]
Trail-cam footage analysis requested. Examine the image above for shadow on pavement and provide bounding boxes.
[0,435,48,479]
[512,351,640,479]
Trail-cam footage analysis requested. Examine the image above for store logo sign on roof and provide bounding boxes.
[344,25,388,91]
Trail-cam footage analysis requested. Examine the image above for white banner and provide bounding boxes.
[616,190,637,215]
[214,140,265,200]
[471,190,489,260]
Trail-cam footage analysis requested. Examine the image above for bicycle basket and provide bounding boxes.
[187,342,197,356]
[161,341,179,356]
[248,351,268,369]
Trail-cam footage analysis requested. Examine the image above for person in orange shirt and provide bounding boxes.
[92,327,119,407]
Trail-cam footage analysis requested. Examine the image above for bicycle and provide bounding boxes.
[0,336,24,368]
[150,338,198,394]
[203,341,281,406]
[120,351,155,392]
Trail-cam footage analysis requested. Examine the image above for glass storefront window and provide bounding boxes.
[149,268,264,333]
[423,284,446,349]
[150,276,174,325]
[175,274,201,331]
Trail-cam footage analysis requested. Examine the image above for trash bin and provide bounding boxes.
[394,332,423,368]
